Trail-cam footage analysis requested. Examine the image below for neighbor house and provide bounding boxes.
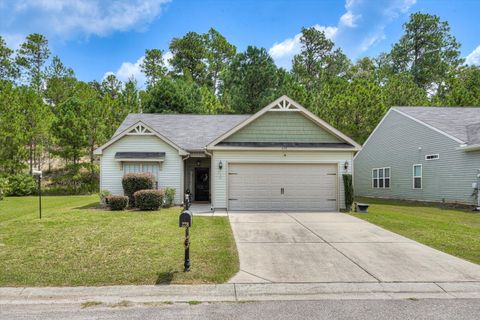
[94,96,361,211]
[354,107,480,205]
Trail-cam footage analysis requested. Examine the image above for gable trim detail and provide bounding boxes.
[206,95,362,150]
[93,120,188,156]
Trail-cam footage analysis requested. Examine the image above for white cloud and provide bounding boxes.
[340,11,360,27]
[2,0,171,39]
[269,0,417,68]
[268,25,338,68]
[465,45,480,66]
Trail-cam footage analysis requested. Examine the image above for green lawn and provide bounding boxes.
[0,195,239,286]
[351,197,480,265]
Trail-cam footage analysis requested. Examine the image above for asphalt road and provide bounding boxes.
[2,299,479,320]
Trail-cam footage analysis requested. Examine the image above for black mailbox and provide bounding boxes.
[179,210,193,227]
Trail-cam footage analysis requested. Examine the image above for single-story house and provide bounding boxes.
[94,96,361,211]
[354,106,480,206]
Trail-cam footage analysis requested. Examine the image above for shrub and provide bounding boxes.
[122,173,155,206]
[0,177,10,200]
[8,173,37,196]
[99,189,112,207]
[163,187,176,208]
[107,195,129,211]
[134,189,164,211]
[343,174,354,211]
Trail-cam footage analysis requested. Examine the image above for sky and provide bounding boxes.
[1,0,479,87]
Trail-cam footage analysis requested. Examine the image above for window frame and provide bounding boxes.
[372,167,391,189]
[425,154,439,161]
[413,164,422,189]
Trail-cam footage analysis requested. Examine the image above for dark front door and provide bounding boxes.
[195,168,209,201]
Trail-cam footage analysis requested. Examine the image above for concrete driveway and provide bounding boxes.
[228,212,480,283]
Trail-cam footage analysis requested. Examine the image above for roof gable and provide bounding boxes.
[207,95,361,150]
[94,121,188,155]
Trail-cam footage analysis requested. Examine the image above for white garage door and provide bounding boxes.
[228,163,338,211]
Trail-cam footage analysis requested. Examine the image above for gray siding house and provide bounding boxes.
[354,107,480,205]
[95,96,361,211]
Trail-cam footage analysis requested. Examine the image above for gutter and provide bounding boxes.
[458,144,480,152]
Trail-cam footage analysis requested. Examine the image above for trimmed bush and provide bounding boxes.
[134,189,164,211]
[122,173,155,206]
[163,187,176,208]
[107,195,129,211]
[343,174,354,211]
[8,173,37,196]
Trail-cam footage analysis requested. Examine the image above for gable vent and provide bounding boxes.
[270,97,300,112]
[128,124,152,135]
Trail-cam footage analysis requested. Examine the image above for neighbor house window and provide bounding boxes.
[372,167,390,189]
[425,154,439,161]
[413,164,422,189]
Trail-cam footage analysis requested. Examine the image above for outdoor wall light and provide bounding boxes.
[344,161,349,171]
[219,161,223,170]
[196,160,201,167]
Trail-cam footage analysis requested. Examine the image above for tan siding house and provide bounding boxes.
[95,96,361,211]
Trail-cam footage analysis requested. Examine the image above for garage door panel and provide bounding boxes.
[228,163,338,211]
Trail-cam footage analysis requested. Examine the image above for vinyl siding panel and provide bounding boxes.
[212,150,354,210]
[354,110,480,205]
[100,135,183,203]
[224,112,342,143]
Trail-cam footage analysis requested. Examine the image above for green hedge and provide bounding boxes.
[122,173,155,206]
[134,189,164,211]
[107,195,129,211]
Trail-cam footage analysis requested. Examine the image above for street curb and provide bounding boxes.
[1,282,479,305]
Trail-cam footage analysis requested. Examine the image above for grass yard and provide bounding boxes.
[351,197,480,265]
[0,195,239,286]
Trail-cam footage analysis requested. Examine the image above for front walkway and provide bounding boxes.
[228,212,480,283]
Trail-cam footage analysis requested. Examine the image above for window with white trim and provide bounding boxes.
[413,164,422,189]
[425,154,439,161]
[372,167,390,189]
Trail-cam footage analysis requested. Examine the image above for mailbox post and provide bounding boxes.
[179,210,193,271]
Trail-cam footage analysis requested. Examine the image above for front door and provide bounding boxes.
[195,168,210,201]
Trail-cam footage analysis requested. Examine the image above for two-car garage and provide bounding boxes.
[227,163,338,211]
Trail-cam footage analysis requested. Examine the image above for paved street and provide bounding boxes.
[228,212,480,283]
[2,299,479,320]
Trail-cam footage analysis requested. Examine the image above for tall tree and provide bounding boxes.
[388,12,462,92]
[53,96,90,165]
[205,28,236,92]
[140,49,167,87]
[44,56,76,106]
[0,36,18,81]
[292,27,350,92]
[0,82,28,174]
[16,33,50,93]
[221,46,278,113]
[169,32,208,84]
[18,86,53,173]
[438,66,480,106]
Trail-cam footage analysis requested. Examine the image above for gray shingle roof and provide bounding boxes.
[114,114,251,151]
[394,107,480,144]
